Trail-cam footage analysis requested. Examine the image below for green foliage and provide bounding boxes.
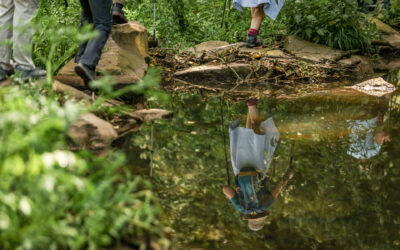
[0,84,165,249]
[33,0,83,72]
[284,0,378,52]
[384,0,400,25]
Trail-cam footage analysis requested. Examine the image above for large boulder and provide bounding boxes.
[284,36,346,63]
[370,17,400,50]
[56,21,149,88]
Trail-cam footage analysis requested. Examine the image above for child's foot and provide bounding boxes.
[246,34,262,48]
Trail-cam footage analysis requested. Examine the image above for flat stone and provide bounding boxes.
[174,63,252,82]
[240,48,289,58]
[284,36,346,63]
[129,109,174,122]
[56,21,148,88]
[194,42,246,58]
[195,41,230,53]
[338,55,374,79]
[68,113,118,155]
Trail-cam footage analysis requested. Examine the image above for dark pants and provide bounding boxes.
[75,0,112,69]
[357,0,390,12]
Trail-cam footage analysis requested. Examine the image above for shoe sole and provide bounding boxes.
[74,64,94,88]
[112,13,128,25]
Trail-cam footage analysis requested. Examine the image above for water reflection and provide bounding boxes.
[224,99,292,231]
[131,91,400,249]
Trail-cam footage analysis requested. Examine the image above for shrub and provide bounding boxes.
[0,83,166,249]
[284,0,378,51]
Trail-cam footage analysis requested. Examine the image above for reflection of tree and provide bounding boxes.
[132,93,400,249]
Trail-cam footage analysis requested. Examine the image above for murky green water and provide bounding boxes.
[128,90,400,250]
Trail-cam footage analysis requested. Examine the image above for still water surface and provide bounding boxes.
[129,90,400,250]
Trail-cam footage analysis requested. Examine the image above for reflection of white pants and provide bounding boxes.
[0,0,39,70]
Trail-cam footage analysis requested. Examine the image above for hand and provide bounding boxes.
[222,185,235,199]
[375,131,391,145]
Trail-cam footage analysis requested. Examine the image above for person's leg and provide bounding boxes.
[79,0,112,69]
[250,4,265,31]
[112,0,127,24]
[0,0,14,73]
[13,0,39,70]
[75,0,112,86]
[13,0,46,81]
[75,0,93,64]
[247,4,265,48]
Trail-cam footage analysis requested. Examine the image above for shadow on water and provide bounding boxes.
[126,89,400,249]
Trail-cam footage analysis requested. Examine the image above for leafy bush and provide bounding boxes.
[284,0,378,51]
[0,83,166,249]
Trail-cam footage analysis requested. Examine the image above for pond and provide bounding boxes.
[125,89,400,249]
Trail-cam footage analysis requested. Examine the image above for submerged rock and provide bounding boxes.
[284,36,346,63]
[56,21,149,88]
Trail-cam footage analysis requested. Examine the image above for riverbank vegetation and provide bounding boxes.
[1,0,400,249]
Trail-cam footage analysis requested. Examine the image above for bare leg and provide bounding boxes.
[250,4,265,31]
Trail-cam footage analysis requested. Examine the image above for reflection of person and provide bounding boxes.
[347,94,392,160]
[232,0,285,48]
[0,0,46,82]
[222,99,292,231]
[347,113,391,160]
[74,0,113,87]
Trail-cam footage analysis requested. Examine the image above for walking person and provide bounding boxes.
[74,0,113,88]
[222,99,293,231]
[232,0,285,48]
[0,0,46,82]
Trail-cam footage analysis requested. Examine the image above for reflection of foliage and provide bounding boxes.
[132,92,400,249]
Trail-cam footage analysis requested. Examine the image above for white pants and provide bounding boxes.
[0,0,39,70]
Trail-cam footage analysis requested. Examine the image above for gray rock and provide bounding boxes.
[284,36,346,63]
